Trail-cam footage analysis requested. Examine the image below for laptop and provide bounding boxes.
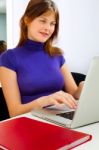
[31,56,99,128]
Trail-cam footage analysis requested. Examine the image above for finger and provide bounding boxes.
[55,95,76,109]
[67,94,78,109]
[58,92,77,109]
[50,92,77,109]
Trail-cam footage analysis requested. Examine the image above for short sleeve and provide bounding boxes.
[0,50,17,72]
[58,55,65,67]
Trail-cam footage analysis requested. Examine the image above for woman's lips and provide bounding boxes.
[40,32,49,37]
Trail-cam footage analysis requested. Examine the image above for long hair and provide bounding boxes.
[17,0,63,55]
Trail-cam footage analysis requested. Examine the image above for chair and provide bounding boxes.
[0,88,10,121]
[71,72,86,86]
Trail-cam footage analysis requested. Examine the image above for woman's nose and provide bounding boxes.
[44,23,51,31]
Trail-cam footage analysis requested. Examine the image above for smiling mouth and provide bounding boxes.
[40,32,49,37]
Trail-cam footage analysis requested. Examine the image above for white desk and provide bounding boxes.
[19,112,99,150]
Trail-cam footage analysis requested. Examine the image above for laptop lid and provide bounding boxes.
[71,56,99,128]
[31,56,99,128]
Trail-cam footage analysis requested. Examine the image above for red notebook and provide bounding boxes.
[0,117,92,150]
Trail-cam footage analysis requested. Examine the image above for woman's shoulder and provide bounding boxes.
[0,49,13,59]
[55,54,66,67]
[0,48,18,71]
[0,45,23,58]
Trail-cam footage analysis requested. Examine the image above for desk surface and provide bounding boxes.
[19,112,99,150]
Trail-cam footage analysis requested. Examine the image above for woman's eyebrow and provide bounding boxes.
[39,16,56,22]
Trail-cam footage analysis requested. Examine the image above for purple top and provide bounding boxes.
[0,39,65,104]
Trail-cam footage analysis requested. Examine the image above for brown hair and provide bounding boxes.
[0,40,7,54]
[17,0,63,55]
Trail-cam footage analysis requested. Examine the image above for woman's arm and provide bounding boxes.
[61,63,84,99]
[73,81,84,99]
[0,67,40,117]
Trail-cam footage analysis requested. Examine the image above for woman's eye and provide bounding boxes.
[51,22,56,26]
[40,20,46,23]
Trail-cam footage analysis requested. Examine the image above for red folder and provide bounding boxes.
[0,117,92,150]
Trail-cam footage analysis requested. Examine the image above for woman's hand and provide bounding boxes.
[36,91,77,109]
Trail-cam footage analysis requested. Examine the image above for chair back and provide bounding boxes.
[71,72,86,86]
[0,88,9,121]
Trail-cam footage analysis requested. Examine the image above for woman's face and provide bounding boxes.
[27,11,56,43]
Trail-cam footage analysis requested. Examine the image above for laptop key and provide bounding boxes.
[57,111,75,120]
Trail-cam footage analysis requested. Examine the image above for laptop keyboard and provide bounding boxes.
[57,111,75,120]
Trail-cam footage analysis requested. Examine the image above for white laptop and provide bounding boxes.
[31,56,99,128]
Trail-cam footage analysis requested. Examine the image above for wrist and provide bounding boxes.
[36,96,47,109]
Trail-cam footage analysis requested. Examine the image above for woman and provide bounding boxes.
[0,0,83,117]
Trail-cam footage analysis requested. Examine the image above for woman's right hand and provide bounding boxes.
[36,91,77,109]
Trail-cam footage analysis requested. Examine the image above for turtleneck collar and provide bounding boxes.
[23,39,45,51]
